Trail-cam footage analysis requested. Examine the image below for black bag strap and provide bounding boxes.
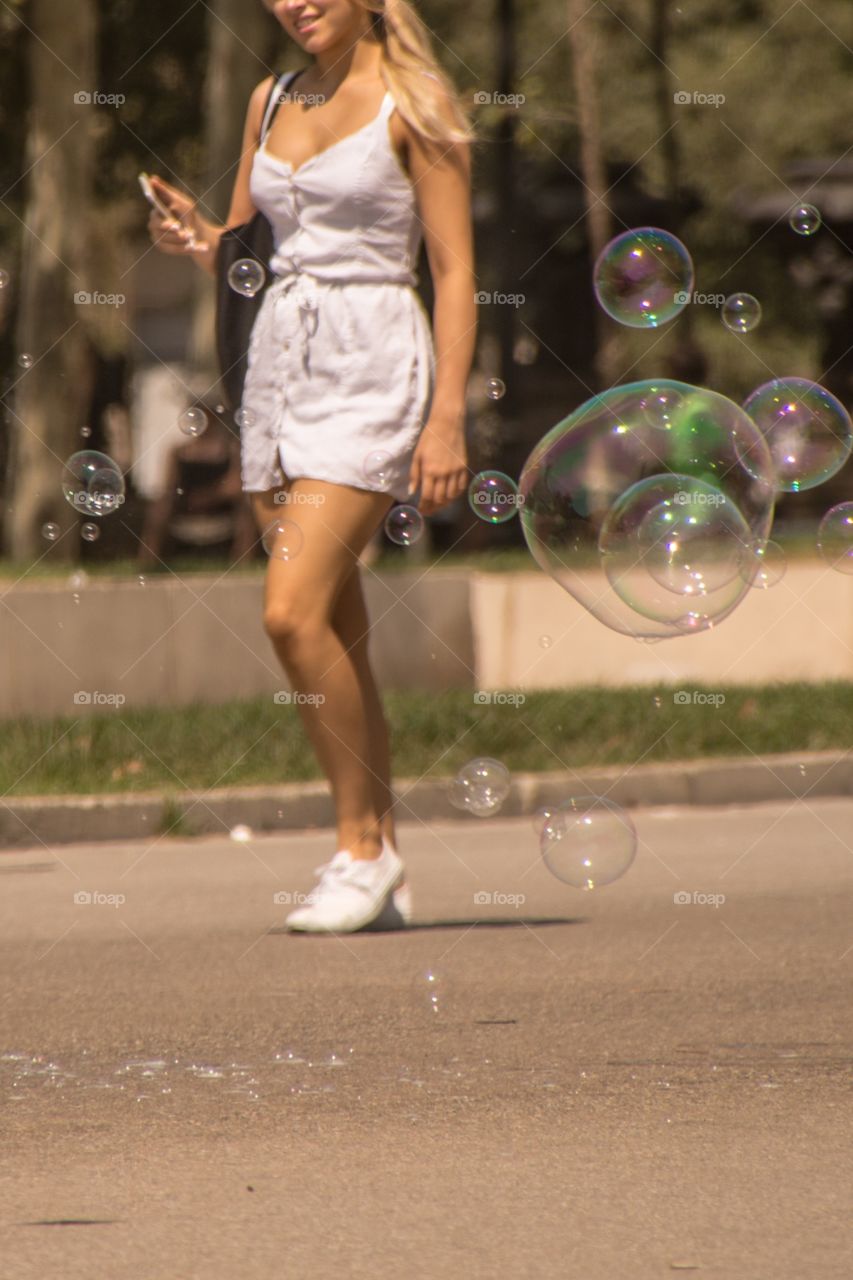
[258,69,303,145]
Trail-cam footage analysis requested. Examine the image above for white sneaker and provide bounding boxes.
[285,840,406,933]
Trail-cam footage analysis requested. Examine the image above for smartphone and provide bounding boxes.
[138,171,175,221]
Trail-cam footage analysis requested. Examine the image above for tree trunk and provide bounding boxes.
[567,0,621,388]
[188,0,281,375]
[3,0,97,560]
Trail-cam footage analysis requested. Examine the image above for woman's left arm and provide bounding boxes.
[405,112,477,515]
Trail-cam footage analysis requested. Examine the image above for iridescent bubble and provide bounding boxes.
[468,470,522,524]
[598,474,753,630]
[61,451,125,517]
[385,504,424,546]
[363,450,394,490]
[722,293,761,334]
[80,522,100,542]
[18,352,33,369]
[518,380,776,639]
[412,966,448,1017]
[817,503,853,574]
[539,634,552,649]
[41,522,60,542]
[448,757,510,818]
[214,403,226,414]
[80,426,91,439]
[531,807,556,837]
[593,227,694,329]
[540,795,637,890]
[262,518,304,562]
[788,204,821,236]
[234,407,255,429]
[741,377,852,492]
[641,386,683,430]
[485,377,506,401]
[227,259,266,298]
[178,406,208,438]
[739,539,786,589]
[0,268,8,289]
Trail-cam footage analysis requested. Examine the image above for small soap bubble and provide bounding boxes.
[18,352,34,369]
[593,227,694,328]
[539,634,552,649]
[42,522,60,542]
[788,204,821,236]
[363,450,394,490]
[80,426,91,438]
[80,522,100,542]
[385,504,424,546]
[178,406,208,438]
[227,258,266,298]
[262,517,304,562]
[62,451,125,517]
[722,293,762,334]
[234,407,256,429]
[0,268,9,289]
[468,470,521,524]
[448,757,510,818]
[541,795,637,889]
[818,502,853,574]
[485,377,506,401]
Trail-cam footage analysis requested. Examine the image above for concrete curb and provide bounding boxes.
[1,751,850,849]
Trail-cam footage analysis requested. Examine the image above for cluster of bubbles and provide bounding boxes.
[61,451,126,519]
[227,258,266,299]
[519,380,778,638]
[448,758,510,817]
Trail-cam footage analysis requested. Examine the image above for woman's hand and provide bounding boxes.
[407,409,468,515]
[147,175,213,258]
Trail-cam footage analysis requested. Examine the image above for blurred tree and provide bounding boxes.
[3,0,98,560]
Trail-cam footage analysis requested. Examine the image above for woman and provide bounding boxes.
[148,0,476,932]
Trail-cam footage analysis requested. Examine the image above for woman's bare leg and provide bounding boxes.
[252,479,394,860]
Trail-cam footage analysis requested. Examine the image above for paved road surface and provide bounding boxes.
[1,800,852,1278]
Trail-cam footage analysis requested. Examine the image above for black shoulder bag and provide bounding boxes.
[215,70,297,414]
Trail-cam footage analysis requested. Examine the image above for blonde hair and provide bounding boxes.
[359,0,474,145]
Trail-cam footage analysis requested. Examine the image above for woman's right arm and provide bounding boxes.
[148,75,275,278]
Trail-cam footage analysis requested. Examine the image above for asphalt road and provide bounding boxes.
[1,800,852,1279]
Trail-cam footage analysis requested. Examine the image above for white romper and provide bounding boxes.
[241,70,436,501]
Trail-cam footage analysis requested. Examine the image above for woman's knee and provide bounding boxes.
[263,598,328,649]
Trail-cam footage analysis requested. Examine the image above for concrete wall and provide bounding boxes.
[1,560,851,717]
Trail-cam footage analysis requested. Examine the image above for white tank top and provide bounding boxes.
[249,71,422,286]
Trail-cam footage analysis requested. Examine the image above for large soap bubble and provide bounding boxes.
[519,380,776,639]
[741,377,852,492]
[593,228,694,329]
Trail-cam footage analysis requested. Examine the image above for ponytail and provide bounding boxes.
[361,0,474,145]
